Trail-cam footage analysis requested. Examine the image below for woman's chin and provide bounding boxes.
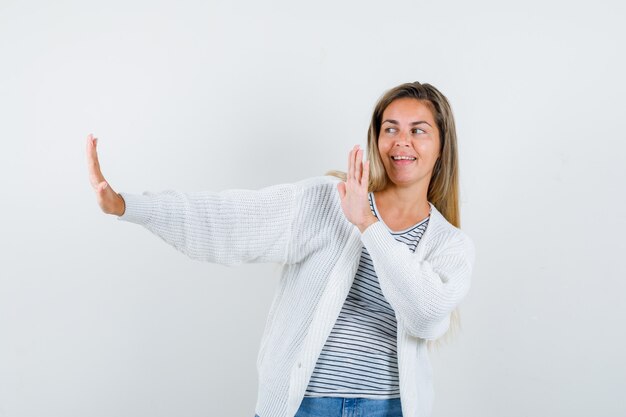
[388,178,415,187]
[387,174,427,188]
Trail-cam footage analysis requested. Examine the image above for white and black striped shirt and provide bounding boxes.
[304,192,431,398]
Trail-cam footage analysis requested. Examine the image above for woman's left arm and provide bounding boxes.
[338,145,475,339]
[360,223,475,340]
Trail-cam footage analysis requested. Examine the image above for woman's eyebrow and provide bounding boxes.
[382,119,432,127]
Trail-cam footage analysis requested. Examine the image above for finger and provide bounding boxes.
[95,181,109,198]
[363,159,370,188]
[97,180,119,208]
[346,148,354,181]
[337,182,346,199]
[86,134,105,188]
[87,134,101,177]
[355,148,362,184]
[347,146,355,181]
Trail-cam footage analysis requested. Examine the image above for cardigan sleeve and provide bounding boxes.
[360,221,475,340]
[116,180,305,266]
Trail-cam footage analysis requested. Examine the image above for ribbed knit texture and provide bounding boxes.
[117,175,475,417]
[304,193,430,398]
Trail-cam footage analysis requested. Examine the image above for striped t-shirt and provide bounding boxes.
[304,192,431,398]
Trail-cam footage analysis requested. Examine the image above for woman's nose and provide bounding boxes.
[395,131,410,146]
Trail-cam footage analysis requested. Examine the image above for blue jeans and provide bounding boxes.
[255,396,403,417]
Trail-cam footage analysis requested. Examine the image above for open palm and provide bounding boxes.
[337,145,377,232]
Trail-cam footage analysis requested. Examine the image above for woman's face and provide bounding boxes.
[377,97,441,189]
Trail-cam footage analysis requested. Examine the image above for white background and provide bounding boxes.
[1,0,625,416]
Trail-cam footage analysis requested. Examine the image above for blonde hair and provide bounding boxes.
[326,81,463,350]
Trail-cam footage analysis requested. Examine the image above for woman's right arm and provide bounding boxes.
[85,134,305,266]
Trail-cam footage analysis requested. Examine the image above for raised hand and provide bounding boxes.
[86,133,126,216]
[336,145,378,233]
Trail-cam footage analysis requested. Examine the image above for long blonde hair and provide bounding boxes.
[326,81,463,350]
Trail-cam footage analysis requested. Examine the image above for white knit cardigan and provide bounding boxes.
[117,175,475,417]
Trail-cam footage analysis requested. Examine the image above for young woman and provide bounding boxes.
[86,81,475,417]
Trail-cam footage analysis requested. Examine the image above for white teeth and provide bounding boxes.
[392,156,416,160]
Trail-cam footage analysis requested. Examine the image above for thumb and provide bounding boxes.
[337,182,346,199]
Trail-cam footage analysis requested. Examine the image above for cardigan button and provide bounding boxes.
[297,362,302,368]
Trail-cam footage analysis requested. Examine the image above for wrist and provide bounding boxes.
[116,193,126,216]
[357,215,378,234]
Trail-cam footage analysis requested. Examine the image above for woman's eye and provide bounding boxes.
[412,128,425,134]
[385,127,397,134]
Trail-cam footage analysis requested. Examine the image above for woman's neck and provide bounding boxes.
[373,185,430,219]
